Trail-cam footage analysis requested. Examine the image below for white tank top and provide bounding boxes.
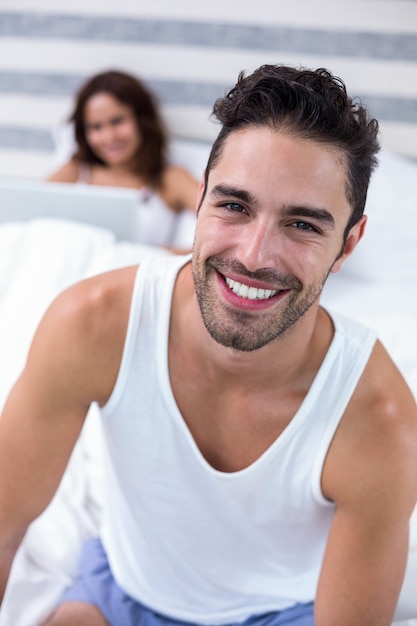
[77,163,178,246]
[99,254,377,624]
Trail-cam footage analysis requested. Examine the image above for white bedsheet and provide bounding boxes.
[0,218,415,625]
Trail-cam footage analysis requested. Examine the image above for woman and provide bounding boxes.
[48,70,198,247]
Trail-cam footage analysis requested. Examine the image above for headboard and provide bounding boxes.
[0,1,416,179]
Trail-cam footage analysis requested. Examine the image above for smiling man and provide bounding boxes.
[1,65,417,626]
[191,129,351,352]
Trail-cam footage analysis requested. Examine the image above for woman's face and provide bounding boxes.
[83,92,141,167]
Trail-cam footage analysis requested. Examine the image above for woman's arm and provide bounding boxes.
[46,159,80,183]
[160,165,200,214]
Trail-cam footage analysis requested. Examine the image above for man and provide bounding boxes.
[1,65,416,626]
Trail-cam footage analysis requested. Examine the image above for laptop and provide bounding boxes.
[0,177,141,242]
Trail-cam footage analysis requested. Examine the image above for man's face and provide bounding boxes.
[192,127,365,352]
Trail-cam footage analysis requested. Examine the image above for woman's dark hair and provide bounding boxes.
[70,69,168,186]
[203,65,380,237]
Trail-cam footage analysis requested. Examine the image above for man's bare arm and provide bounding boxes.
[316,341,417,625]
[0,267,134,601]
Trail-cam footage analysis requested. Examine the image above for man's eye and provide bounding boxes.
[223,202,246,213]
[292,221,317,232]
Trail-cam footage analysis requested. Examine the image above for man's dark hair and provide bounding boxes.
[202,65,380,236]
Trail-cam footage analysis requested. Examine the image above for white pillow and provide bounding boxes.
[169,137,210,181]
[340,149,417,285]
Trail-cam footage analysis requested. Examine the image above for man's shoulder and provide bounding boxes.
[357,339,416,421]
[323,338,417,505]
[343,338,417,454]
[35,264,140,364]
[324,310,414,421]
[26,265,141,406]
[54,264,139,321]
[64,254,189,324]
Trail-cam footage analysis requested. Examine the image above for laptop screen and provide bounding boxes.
[0,178,141,242]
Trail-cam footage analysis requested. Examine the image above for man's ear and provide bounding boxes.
[331,215,367,274]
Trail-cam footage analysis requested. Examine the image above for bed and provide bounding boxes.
[0,2,416,621]
[0,138,416,625]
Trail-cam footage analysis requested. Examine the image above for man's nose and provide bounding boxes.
[237,218,282,272]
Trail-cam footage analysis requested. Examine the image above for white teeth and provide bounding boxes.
[225,277,277,300]
[238,283,249,298]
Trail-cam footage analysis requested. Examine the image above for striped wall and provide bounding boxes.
[0,0,416,178]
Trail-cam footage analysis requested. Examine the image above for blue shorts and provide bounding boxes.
[58,537,314,626]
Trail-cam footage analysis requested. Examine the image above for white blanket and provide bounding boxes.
[0,218,416,625]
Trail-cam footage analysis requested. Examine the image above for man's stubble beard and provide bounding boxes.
[191,252,331,352]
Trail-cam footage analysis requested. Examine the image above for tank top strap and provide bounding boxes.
[77,162,91,184]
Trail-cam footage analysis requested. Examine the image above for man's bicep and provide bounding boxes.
[0,366,88,528]
[0,291,95,527]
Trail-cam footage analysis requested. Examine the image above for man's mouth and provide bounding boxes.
[225,277,279,300]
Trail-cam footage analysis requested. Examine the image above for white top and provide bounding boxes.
[99,254,377,624]
[77,163,178,246]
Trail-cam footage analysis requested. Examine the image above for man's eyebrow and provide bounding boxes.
[282,205,336,228]
[209,186,336,227]
[209,184,256,205]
